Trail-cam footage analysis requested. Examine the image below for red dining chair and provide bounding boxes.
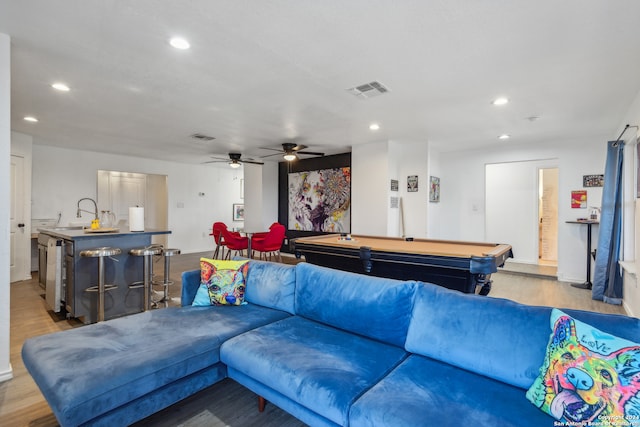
[250,222,279,241]
[210,222,228,259]
[251,223,286,262]
[220,226,249,259]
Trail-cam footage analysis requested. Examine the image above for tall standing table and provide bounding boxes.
[566,220,599,290]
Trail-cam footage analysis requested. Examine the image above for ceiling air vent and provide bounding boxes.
[346,80,390,99]
[190,133,216,142]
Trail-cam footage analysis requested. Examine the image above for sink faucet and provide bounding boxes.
[77,197,99,220]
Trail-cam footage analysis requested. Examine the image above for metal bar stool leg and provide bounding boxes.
[80,247,121,323]
[98,255,106,322]
[152,248,181,306]
[129,245,163,311]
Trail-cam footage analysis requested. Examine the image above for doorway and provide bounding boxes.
[97,170,169,246]
[538,168,558,266]
[10,154,27,282]
[486,159,559,269]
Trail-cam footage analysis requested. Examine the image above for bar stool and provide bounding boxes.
[128,245,163,311]
[80,246,122,322]
[152,248,181,306]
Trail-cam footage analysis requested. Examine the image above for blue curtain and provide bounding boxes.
[592,140,624,304]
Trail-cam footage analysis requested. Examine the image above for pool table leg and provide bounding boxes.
[476,273,492,296]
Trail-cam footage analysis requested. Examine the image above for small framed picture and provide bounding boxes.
[583,174,603,187]
[232,203,245,221]
[407,175,418,192]
[429,176,440,202]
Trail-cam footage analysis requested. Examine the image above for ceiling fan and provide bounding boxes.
[260,142,325,161]
[204,152,264,168]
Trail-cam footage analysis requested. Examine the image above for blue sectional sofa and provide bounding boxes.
[22,260,640,427]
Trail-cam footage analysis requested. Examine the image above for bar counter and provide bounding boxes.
[38,227,171,324]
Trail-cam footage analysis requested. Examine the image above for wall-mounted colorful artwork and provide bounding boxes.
[571,190,587,208]
[288,167,351,232]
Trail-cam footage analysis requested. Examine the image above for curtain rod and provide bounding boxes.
[612,124,639,146]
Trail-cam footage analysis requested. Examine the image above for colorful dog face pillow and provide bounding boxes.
[526,309,640,425]
[199,258,249,306]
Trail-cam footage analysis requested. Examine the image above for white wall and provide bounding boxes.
[31,144,255,254]
[243,161,279,232]
[390,140,429,239]
[436,138,606,283]
[427,145,442,238]
[352,141,390,235]
[0,32,12,382]
[353,140,429,237]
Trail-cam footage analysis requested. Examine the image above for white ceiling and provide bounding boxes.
[2,0,640,164]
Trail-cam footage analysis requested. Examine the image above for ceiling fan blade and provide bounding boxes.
[240,159,264,165]
[259,147,284,152]
[292,144,308,152]
[260,152,284,159]
[296,151,325,156]
[203,160,227,164]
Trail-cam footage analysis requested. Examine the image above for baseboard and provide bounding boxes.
[623,300,636,318]
[0,363,13,383]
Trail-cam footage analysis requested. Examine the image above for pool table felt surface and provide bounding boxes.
[293,234,512,259]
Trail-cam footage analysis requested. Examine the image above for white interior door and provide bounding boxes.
[109,174,147,224]
[10,155,27,282]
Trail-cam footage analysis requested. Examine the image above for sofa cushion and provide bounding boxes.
[405,282,640,390]
[193,258,249,306]
[22,304,290,427]
[220,315,408,426]
[349,354,553,427]
[295,262,417,346]
[526,309,640,424]
[244,259,296,314]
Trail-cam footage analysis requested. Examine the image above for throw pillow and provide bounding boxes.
[526,309,640,426]
[192,258,249,306]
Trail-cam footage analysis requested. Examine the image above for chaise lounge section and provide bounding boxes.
[22,259,640,426]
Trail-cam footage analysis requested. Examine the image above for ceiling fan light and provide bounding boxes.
[283,153,296,161]
[229,161,241,168]
[491,97,509,106]
[51,82,70,92]
[169,37,190,50]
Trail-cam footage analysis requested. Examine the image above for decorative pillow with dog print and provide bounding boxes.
[526,309,640,426]
[192,258,249,306]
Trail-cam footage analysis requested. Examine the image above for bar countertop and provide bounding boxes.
[37,227,171,240]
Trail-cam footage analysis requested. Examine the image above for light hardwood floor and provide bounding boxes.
[0,252,628,426]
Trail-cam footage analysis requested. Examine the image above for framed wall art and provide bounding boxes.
[407,175,418,192]
[583,174,603,187]
[429,176,440,202]
[232,203,245,221]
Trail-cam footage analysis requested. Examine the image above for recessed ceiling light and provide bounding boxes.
[369,123,380,131]
[492,97,509,106]
[51,82,70,92]
[498,134,511,140]
[169,37,190,50]
[24,116,38,122]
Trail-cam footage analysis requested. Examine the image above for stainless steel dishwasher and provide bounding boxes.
[45,237,64,313]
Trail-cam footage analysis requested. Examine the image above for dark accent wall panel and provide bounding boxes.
[278,152,351,252]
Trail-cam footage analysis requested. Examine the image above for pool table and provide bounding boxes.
[292,234,513,295]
